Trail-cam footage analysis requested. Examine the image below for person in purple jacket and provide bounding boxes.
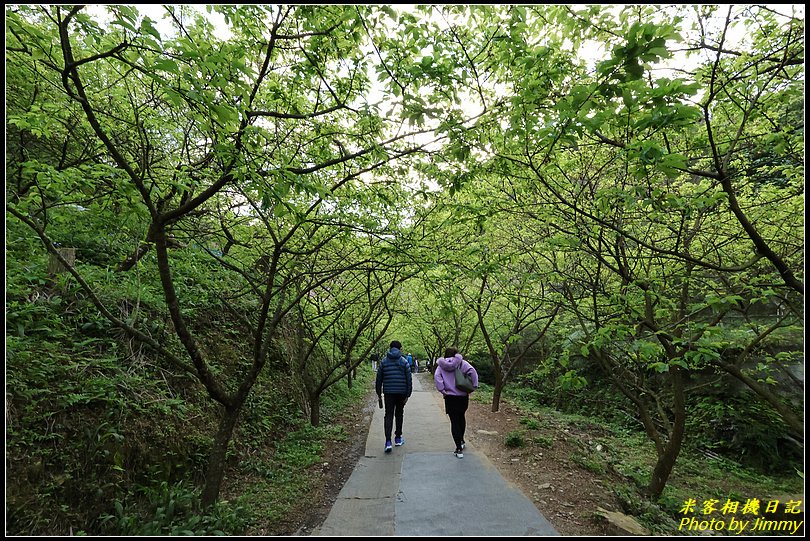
[434,347,479,458]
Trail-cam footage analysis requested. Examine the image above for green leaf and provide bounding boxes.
[140,17,161,41]
[381,6,398,19]
[210,104,237,124]
[153,58,179,75]
[111,17,136,33]
[670,359,688,369]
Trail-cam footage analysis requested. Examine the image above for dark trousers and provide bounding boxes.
[444,394,469,449]
[384,393,407,440]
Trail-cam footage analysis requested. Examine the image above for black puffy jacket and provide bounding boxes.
[375,348,412,396]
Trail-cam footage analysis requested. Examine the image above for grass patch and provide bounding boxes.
[95,481,251,536]
[505,430,526,448]
[533,435,554,448]
[234,366,373,534]
[519,417,540,430]
[321,367,374,422]
[571,451,606,474]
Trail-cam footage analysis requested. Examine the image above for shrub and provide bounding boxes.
[505,430,526,448]
[533,435,554,448]
[519,417,540,430]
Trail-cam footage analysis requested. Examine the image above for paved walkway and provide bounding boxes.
[313,373,559,536]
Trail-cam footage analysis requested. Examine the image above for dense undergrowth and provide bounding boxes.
[6,222,801,535]
[6,232,372,536]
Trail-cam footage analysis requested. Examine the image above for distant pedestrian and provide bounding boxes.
[370,352,379,372]
[376,340,413,453]
[434,347,478,458]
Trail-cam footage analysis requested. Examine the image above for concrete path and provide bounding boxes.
[313,373,559,536]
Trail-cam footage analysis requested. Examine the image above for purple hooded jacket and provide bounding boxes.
[434,353,479,396]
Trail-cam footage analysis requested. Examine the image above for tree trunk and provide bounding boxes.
[646,368,687,499]
[310,391,321,427]
[201,404,241,508]
[491,369,503,412]
[116,243,150,272]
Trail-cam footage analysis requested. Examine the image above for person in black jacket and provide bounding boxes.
[375,340,413,453]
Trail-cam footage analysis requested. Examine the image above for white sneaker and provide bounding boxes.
[454,448,464,459]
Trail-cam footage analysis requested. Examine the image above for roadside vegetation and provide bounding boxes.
[6,5,802,535]
[470,374,803,535]
[6,254,372,535]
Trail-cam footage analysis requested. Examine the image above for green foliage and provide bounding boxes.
[473,350,802,535]
[571,451,606,475]
[236,419,351,529]
[685,394,802,474]
[513,358,637,431]
[5,219,296,535]
[321,367,374,419]
[239,380,303,448]
[6,332,209,534]
[5,3,803,534]
[612,484,681,535]
[467,354,496,385]
[519,417,540,430]
[505,430,526,448]
[274,426,330,470]
[98,482,250,536]
[533,435,554,449]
